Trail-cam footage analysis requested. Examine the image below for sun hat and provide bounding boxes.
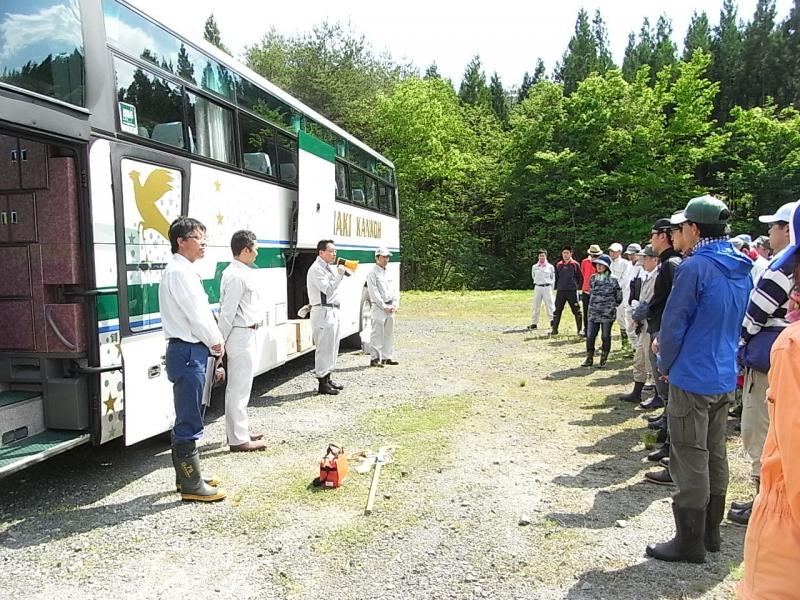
[592,253,612,269]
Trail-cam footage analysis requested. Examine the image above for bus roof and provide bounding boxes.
[126,0,394,170]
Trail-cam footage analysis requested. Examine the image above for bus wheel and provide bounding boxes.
[342,288,371,351]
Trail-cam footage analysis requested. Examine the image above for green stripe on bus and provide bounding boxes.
[95,248,399,322]
[299,131,335,163]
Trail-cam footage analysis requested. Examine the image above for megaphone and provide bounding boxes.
[337,258,359,276]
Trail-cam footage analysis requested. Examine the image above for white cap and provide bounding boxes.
[624,243,642,255]
[375,246,392,257]
[759,201,798,224]
[608,242,623,253]
[669,210,687,226]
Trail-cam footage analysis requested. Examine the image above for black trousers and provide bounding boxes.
[552,290,582,333]
[581,292,590,333]
[586,320,612,355]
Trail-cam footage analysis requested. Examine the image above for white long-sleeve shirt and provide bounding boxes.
[217,259,266,340]
[159,253,223,349]
[531,261,555,286]
[366,264,397,309]
[611,257,633,304]
[306,256,344,306]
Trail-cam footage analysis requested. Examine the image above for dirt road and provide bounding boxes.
[0,291,749,599]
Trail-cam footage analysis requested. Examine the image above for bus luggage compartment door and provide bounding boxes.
[121,332,174,445]
[296,132,335,248]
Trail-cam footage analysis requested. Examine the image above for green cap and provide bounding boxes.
[671,195,730,226]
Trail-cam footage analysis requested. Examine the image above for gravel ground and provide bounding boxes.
[0,291,750,599]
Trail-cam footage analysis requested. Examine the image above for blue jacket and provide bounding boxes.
[658,240,753,395]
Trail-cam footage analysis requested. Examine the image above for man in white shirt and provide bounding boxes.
[366,247,399,367]
[529,250,555,329]
[160,216,226,502]
[608,242,633,348]
[218,230,267,452]
[306,239,348,395]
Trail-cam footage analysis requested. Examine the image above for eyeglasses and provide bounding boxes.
[184,235,208,244]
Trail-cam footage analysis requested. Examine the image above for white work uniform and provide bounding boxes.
[306,256,344,378]
[218,259,265,446]
[159,254,224,349]
[366,263,397,361]
[530,261,555,325]
[611,256,633,334]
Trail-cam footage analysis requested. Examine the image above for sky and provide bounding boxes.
[131,0,794,89]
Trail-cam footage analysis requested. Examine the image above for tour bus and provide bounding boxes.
[0,0,400,477]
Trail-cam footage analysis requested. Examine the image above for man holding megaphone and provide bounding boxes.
[307,239,350,395]
[337,257,359,274]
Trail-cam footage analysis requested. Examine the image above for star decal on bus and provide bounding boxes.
[214,179,221,192]
[216,211,224,225]
[104,392,118,414]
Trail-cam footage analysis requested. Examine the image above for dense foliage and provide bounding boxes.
[239,0,800,289]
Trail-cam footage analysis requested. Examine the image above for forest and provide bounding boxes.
[205,0,800,289]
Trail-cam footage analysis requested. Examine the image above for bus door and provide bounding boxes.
[296,132,336,248]
[111,149,188,445]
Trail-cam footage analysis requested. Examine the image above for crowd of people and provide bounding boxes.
[530,197,800,594]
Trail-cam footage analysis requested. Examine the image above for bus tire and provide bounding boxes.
[341,287,371,352]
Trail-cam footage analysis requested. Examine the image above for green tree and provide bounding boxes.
[203,14,231,55]
[776,0,800,105]
[709,0,744,121]
[369,77,503,289]
[458,55,490,107]
[621,32,639,82]
[518,59,547,102]
[683,11,712,59]
[245,22,413,139]
[715,104,800,231]
[740,0,779,108]
[489,72,509,127]
[424,63,441,80]
[592,10,615,72]
[559,9,598,95]
[652,15,678,75]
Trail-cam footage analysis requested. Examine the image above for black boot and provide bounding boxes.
[575,313,583,335]
[647,443,670,462]
[729,478,759,525]
[639,394,665,410]
[646,409,665,423]
[581,351,594,367]
[705,494,726,552]
[173,442,226,502]
[327,374,344,390]
[620,382,645,403]
[597,351,609,368]
[648,415,667,430]
[173,448,221,491]
[318,376,340,395]
[646,504,706,563]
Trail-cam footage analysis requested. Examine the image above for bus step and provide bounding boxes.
[0,430,90,479]
[0,390,40,409]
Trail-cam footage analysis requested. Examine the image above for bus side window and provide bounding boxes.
[151,122,185,149]
[243,152,272,176]
[276,132,298,184]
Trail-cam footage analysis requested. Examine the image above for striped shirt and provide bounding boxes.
[741,252,794,343]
